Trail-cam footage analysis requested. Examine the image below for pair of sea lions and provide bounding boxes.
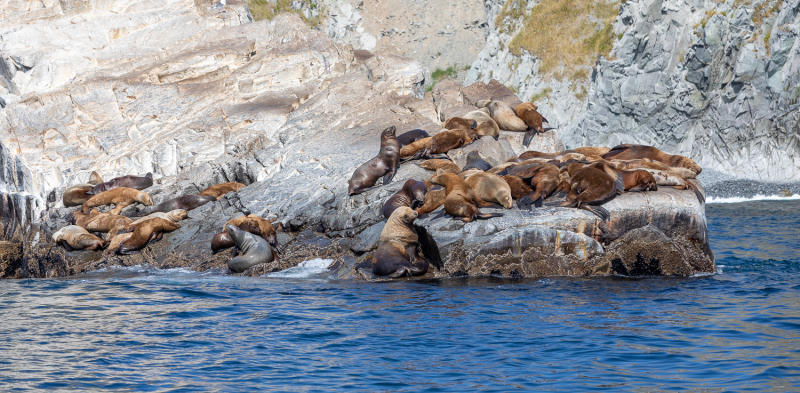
[211,214,282,255]
[429,173,504,222]
[225,224,276,273]
[199,182,246,199]
[62,171,105,207]
[382,180,428,219]
[372,207,440,277]
[81,188,154,215]
[104,210,188,255]
[349,126,401,195]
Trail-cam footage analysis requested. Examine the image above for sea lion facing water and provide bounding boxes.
[139,195,215,216]
[53,225,106,251]
[396,129,430,147]
[430,173,504,222]
[116,217,181,255]
[372,207,430,278]
[601,144,702,178]
[226,224,275,273]
[349,126,401,195]
[81,188,154,215]
[382,180,428,219]
[89,173,153,195]
[199,182,246,199]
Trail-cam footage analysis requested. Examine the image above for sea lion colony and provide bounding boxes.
[51,98,702,278]
[351,103,702,278]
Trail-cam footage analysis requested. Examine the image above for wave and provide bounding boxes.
[266,258,334,278]
[706,194,800,204]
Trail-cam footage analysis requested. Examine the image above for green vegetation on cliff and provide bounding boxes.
[247,0,325,27]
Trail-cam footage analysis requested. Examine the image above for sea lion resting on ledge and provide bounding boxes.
[62,171,104,207]
[211,215,282,254]
[430,173,504,222]
[81,188,153,215]
[139,195,215,216]
[226,224,275,273]
[53,225,106,251]
[547,163,617,220]
[89,173,153,195]
[199,182,246,199]
[116,217,181,255]
[372,207,431,278]
[601,144,702,178]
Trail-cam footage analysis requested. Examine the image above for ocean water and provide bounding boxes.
[1,201,800,391]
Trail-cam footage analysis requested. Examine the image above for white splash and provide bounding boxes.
[706,194,800,204]
[266,258,334,278]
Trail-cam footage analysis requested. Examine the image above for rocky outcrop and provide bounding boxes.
[0,0,714,280]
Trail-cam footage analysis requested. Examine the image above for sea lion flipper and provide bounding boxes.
[535,193,544,208]
[522,130,536,147]
[476,213,503,220]
[414,224,442,270]
[382,171,396,185]
[388,267,411,278]
[546,201,575,208]
[581,205,610,221]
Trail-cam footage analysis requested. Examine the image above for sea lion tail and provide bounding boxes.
[522,130,536,147]
[476,212,503,220]
[581,205,610,221]
[414,224,442,270]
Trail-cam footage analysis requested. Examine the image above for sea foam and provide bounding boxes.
[705,194,800,204]
[266,258,334,278]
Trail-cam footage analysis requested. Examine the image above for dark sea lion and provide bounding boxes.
[461,151,493,172]
[430,173,504,222]
[620,169,658,192]
[548,164,617,220]
[81,188,154,215]
[462,109,500,140]
[348,126,401,195]
[415,188,446,214]
[601,144,702,178]
[515,102,553,146]
[502,175,533,200]
[139,194,215,215]
[382,180,428,219]
[464,172,513,208]
[396,129,430,147]
[89,173,153,195]
[223,214,282,253]
[53,225,106,251]
[517,163,561,208]
[226,224,275,273]
[211,232,235,254]
[372,207,430,278]
[199,182,246,199]
[419,159,461,174]
[116,217,181,255]
[478,99,527,132]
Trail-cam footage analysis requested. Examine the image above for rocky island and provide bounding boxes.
[4,0,796,280]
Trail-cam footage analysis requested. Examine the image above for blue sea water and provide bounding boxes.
[1,200,800,392]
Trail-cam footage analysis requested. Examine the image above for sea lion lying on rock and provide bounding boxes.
[89,173,153,195]
[419,159,461,174]
[382,180,428,219]
[116,217,180,255]
[477,99,527,132]
[82,187,154,215]
[372,207,432,278]
[415,188,446,215]
[199,182,246,199]
[601,144,702,178]
[464,172,513,209]
[430,173,504,222]
[226,224,275,273]
[53,225,106,251]
[139,195,215,215]
[547,163,617,220]
[461,109,500,140]
[461,151,493,172]
[211,215,282,255]
[62,171,104,207]
[348,126,401,195]
[396,129,430,147]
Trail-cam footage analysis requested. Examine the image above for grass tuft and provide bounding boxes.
[247,0,326,27]
[529,87,553,102]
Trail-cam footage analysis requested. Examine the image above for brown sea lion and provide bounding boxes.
[53,225,106,251]
[400,137,432,159]
[129,210,189,227]
[382,180,428,219]
[519,163,561,208]
[619,169,658,192]
[601,144,702,178]
[574,147,611,156]
[478,99,527,132]
[84,213,133,234]
[105,232,133,255]
[139,195,215,215]
[81,187,154,215]
[423,128,473,157]
[443,117,479,140]
[462,109,500,140]
[502,175,533,200]
[70,209,100,228]
[464,172,513,208]
[396,129,430,147]
[515,102,552,146]
[548,164,617,220]
[419,159,461,174]
[415,188,446,215]
[461,151,493,172]
[89,172,153,195]
[199,182,247,199]
[348,126,401,195]
[62,171,104,207]
[116,217,180,255]
[372,207,429,278]
[430,173,504,222]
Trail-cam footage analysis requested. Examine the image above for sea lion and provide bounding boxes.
[601,144,702,178]
[138,194,215,215]
[400,137,432,159]
[81,187,154,215]
[199,182,246,199]
[478,99,527,132]
[443,117,479,140]
[548,164,617,220]
[226,224,275,273]
[372,207,431,278]
[419,159,461,174]
[420,128,474,159]
[348,126,401,195]
[129,210,189,226]
[415,188,446,214]
[574,147,611,156]
[502,175,534,200]
[634,168,704,202]
[461,151,493,172]
[430,173,504,222]
[516,163,561,208]
[396,129,430,147]
[84,213,133,234]
[462,109,500,140]
[70,209,99,228]
[224,214,282,253]
[211,232,235,254]
[89,173,153,195]
[105,232,133,255]
[619,169,658,192]
[52,225,106,251]
[382,180,428,219]
[515,102,551,146]
[464,172,513,208]
[62,171,104,207]
[116,217,181,255]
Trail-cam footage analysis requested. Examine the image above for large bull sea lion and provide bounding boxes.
[372,207,436,278]
[348,126,401,195]
[548,163,617,220]
[382,180,428,219]
[81,188,154,215]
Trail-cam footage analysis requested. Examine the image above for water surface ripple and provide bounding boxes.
[1,200,800,391]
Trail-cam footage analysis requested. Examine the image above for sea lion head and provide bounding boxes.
[136,191,154,206]
[166,209,189,221]
[400,180,427,210]
[381,125,397,140]
[430,172,459,188]
[392,206,418,225]
[566,162,584,177]
[629,170,658,192]
[671,156,702,177]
